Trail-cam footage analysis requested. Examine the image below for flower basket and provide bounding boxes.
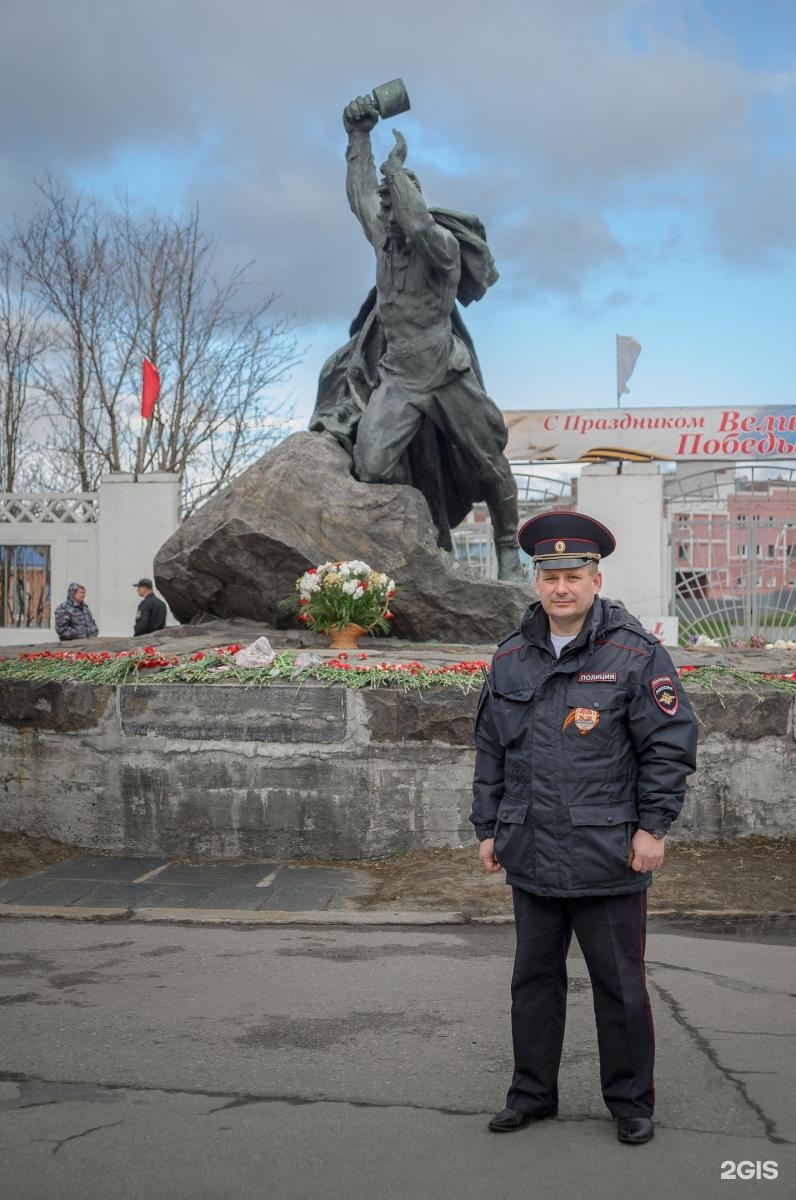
[282,559,396,642]
[327,622,367,650]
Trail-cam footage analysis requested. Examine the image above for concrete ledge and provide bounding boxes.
[0,904,466,926]
[0,905,130,921]
[133,907,466,925]
[1,677,795,859]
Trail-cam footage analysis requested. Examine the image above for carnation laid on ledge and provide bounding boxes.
[4,645,796,695]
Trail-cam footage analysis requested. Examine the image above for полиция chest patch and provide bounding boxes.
[563,707,601,736]
[577,671,617,684]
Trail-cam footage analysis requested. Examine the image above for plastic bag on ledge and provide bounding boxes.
[234,637,277,668]
[293,652,322,671]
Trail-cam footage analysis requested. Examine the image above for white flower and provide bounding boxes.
[344,559,371,574]
[342,579,360,595]
[774,639,787,649]
[299,573,321,594]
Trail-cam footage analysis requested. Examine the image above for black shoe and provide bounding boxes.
[616,1117,654,1144]
[488,1107,552,1133]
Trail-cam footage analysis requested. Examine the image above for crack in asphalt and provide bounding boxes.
[648,976,788,1146]
[1,1069,792,1143]
[646,958,793,997]
[51,1120,125,1156]
[701,1029,793,1037]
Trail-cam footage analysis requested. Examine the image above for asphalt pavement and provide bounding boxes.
[0,918,793,1200]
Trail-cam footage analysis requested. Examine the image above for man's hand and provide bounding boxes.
[380,129,408,175]
[479,837,503,874]
[343,95,379,134]
[628,829,665,873]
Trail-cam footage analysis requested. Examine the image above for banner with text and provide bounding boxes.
[504,406,796,463]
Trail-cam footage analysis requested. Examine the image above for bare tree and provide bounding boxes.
[0,244,49,491]
[117,206,299,512]
[12,183,299,508]
[15,182,126,490]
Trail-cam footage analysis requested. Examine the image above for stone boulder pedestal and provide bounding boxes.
[154,431,530,642]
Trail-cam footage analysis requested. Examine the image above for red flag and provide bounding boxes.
[141,359,160,420]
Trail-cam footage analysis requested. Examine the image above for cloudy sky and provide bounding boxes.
[2,0,794,424]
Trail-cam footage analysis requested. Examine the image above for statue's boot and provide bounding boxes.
[495,536,527,583]
[484,462,526,583]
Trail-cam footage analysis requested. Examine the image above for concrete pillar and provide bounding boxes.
[97,473,181,636]
[577,463,670,616]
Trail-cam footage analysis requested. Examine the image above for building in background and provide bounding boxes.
[0,474,180,644]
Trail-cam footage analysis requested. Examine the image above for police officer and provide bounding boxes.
[470,511,698,1145]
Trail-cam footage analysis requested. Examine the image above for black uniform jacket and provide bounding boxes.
[134,593,167,637]
[470,597,698,898]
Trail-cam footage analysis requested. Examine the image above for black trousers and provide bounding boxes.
[507,887,654,1119]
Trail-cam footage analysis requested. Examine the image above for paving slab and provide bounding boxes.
[199,888,271,911]
[0,876,45,903]
[0,878,95,906]
[134,884,232,909]
[64,883,155,908]
[260,866,363,911]
[151,862,278,886]
[28,855,168,881]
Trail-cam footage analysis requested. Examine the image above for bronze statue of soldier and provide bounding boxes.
[310,86,524,582]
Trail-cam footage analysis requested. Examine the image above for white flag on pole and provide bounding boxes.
[616,335,641,400]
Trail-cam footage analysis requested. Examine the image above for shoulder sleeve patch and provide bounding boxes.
[650,675,679,716]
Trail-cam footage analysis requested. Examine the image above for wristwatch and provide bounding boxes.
[649,828,667,841]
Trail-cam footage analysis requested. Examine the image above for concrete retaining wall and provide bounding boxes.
[0,680,793,859]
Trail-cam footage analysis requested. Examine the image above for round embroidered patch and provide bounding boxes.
[651,675,679,716]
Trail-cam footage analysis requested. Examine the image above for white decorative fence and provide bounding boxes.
[0,494,98,525]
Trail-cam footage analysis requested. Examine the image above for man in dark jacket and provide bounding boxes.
[54,582,98,641]
[470,511,697,1145]
[133,578,167,637]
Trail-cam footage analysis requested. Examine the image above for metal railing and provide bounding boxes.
[0,544,51,628]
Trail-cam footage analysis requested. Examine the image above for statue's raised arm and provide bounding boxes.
[343,95,381,246]
[379,130,459,274]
